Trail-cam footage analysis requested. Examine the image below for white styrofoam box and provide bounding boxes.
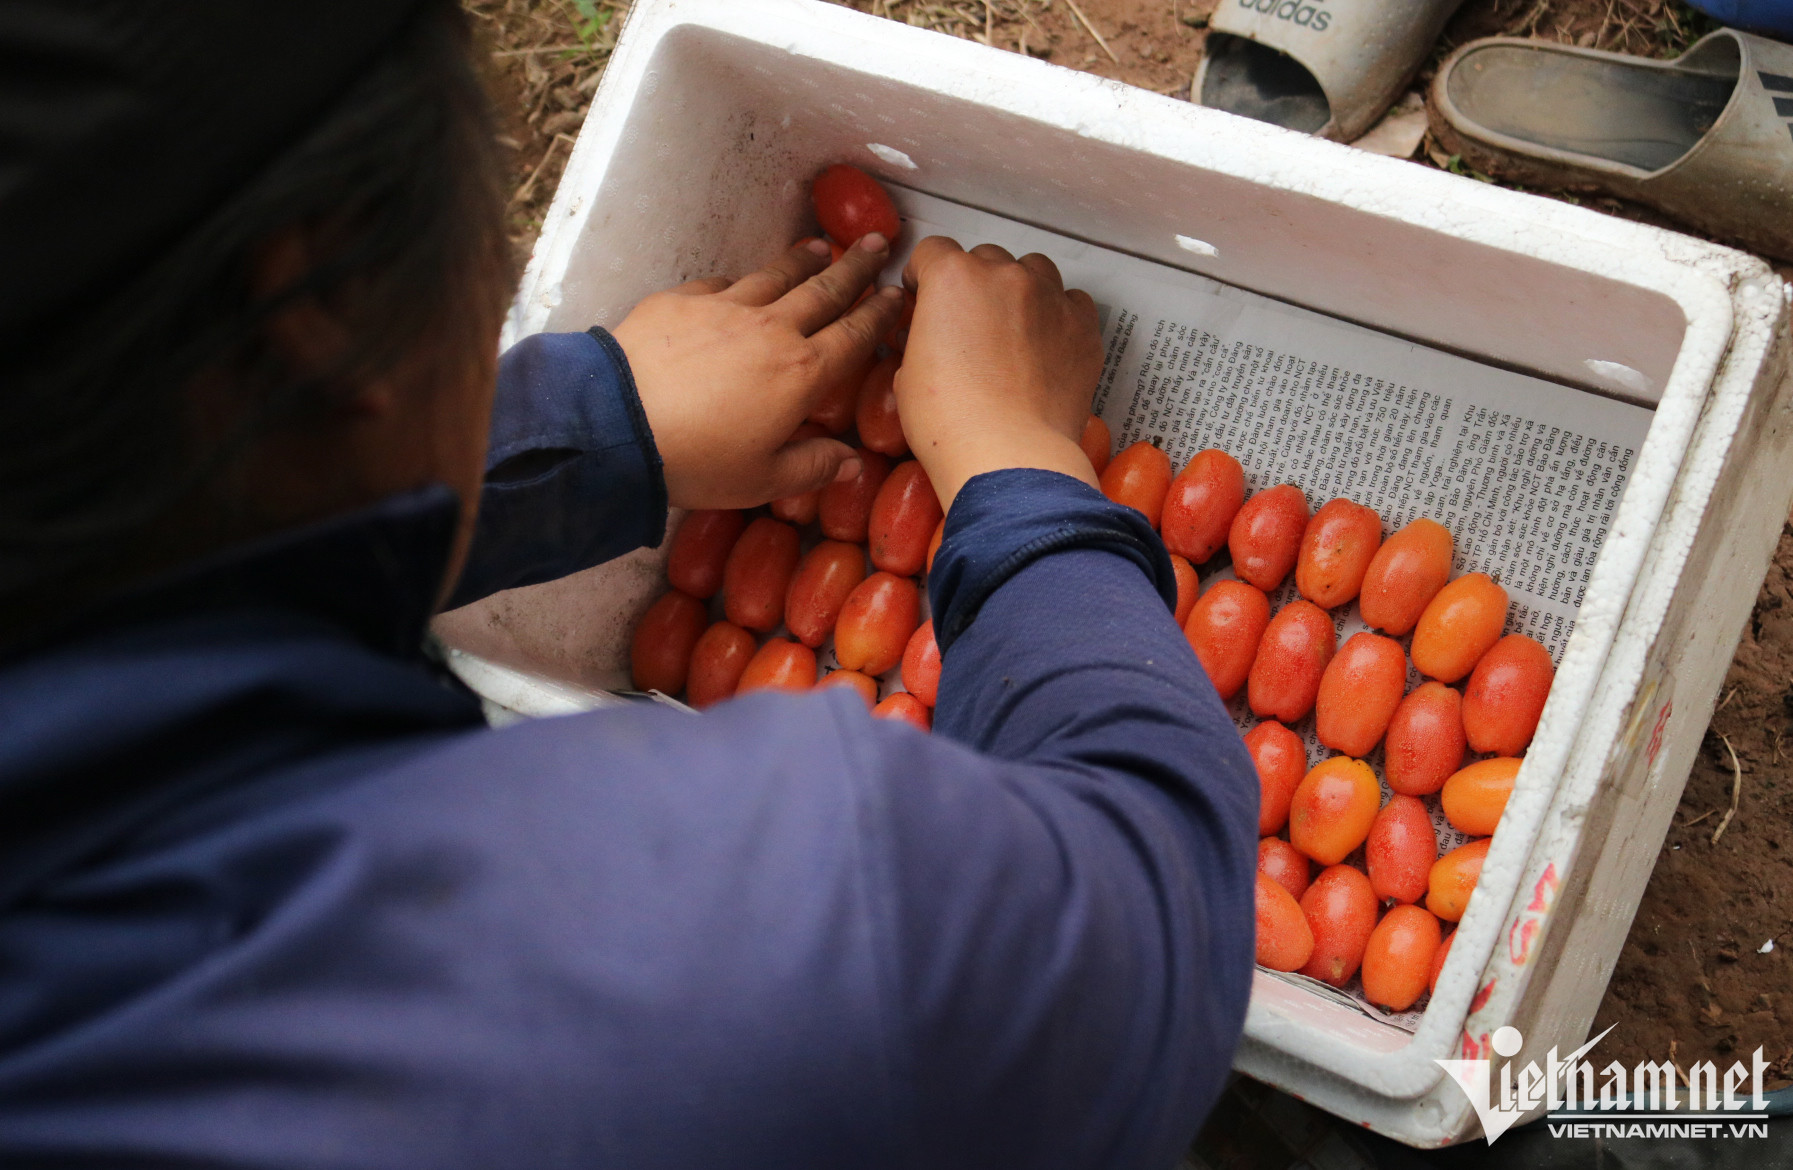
[432,0,1793,1146]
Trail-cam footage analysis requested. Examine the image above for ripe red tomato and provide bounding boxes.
[1099,441,1173,528]
[834,571,921,676]
[819,447,891,543]
[630,590,708,695]
[1360,518,1454,636]
[1383,681,1466,796]
[855,354,906,457]
[874,691,932,730]
[1427,838,1490,922]
[1288,756,1380,865]
[1229,483,1309,592]
[1298,864,1378,987]
[1362,904,1442,1011]
[812,163,901,245]
[1258,836,1313,902]
[1161,449,1245,565]
[1412,573,1508,683]
[868,460,943,577]
[1296,498,1382,609]
[1170,554,1199,626]
[808,353,875,433]
[901,620,941,708]
[686,621,757,709]
[1314,631,1406,758]
[819,669,880,709]
[1079,415,1113,476]
[721,517,801,633]
[666,509,746,600]
[1461,634,1554,755]
[1245,720,1307,836]
[926,518,944,575]
[785,540,867,649]
[1185,580,1271,702]
[1247,599,1336,723]
[1256,872,1315,972]
[1365,793,1437,904]
[738,637,817,694]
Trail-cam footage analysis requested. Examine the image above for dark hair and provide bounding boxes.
[0,0,510,633]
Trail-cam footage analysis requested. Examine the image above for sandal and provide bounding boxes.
[1429,29,1793,261]
[1195,0,1465,142]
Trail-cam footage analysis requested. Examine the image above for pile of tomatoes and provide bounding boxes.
[630,165,941,729]
[1094,438,1555,1011]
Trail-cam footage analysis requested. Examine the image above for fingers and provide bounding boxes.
[902,235,966,292]
[724,239,833,306]
[670,276,733,296]
[1019,252,1065,293]
[808,285,905,387]
[766,434,859,500]
[1066,287,1099,327]
[776,233,893,335]
[968,242,1016,263]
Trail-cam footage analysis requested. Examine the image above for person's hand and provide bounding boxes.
[894,238,1102,510]
[612,236,904,509]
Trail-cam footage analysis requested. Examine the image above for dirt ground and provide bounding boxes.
[470,0,1791,1088]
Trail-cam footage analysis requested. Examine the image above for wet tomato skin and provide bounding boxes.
[1441,757,1521,837]
[1100,441,1173,528]
[737,637,817,694]
[1185,580,1271,702]
[1229,484,1309,592]
[855,355,907,457]
[1298,864,1379,987]
[1162,449,1246,565]
[1170,555,1199,626]
[1366,793,1438,904]
[686,621,757,709]
[1362,904,1443,1011]
[834,571,921,676]
[1412,573,1509,683]
[630,590,708,695]
[1245,720,1307,836]
[868,460,944,577]
[818,448,891,543]
[1080,415,1113,476]
[1257,872,1315,972]
[722,517,801,632]
[1384,682,1467,796]
[819,669,880,709]
[1247,599,1336,722]
[1288,756,1381,865]
[812,163,901,245]
[1315,631,1407,758]
[1360,518,1454,635]
[874,691,932,730]
[666,510,746,600]
[1427,838,1491,922]
[771,423,831,525]
[1258,836,1313,902]
[1430,930,1456,994]
[1296,498,1382,609]
[901,620,941,708]
[1462,634,1554,756]
[785,540,867,649]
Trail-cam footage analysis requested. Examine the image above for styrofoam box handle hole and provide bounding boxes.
[1176,234,1220,258]
[866,143,918,170]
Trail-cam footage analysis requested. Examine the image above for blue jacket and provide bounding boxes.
[0,330,1258,1169]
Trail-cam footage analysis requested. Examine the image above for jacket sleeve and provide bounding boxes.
[446,328,667,609]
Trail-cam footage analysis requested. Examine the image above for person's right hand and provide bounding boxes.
[894,237,1103,510]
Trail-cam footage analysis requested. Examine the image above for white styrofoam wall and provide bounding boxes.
[437,0,1793,1145]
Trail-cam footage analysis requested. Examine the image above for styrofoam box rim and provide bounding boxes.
[499,0,1785,1134]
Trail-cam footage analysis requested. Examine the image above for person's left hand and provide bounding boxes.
[612,235,905,510]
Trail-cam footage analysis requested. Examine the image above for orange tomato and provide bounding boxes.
[1365,793,1437,904]
[1383,681,1466,796]
[1161,449,1245,565]
[834,571,921,676]
[771,423,831,525]
[1427,838,1490,922]
[1170,554,1199,626]
[785,540,867,649]
[721,517,801,633]
[812,163,901,245]
[1079,415,1113,476]
[901,620,941,708]
[1184,580,1271,701]
[1247,599,1336,722]
[1288,756,1380,865]
[738,637,817,694]
[1256,872,1315,972]
[686,621,757,709]
[1298,864,1378,987]
[1462,634,1554,756]
[818,447,891,543]
[855,354,907,457]
[874,691,932,730]
[868,460,944,577]
[1314,631,1406,758]
[1099,441,1173,528]
[1229,484,1309,592]
[819,669,880,709]
[926,520,945,576]
[1440,757,1521,837]
[1411,573,1508,683]
[1258,836,1312,902]
[1429,929,1455,994]
[1244,720,1307,836]
[629,590,708,695]
[1296,498,1382,609]
[666,509,746,600]
[1359,518,1454,636]
[1361,904,1442,1011]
